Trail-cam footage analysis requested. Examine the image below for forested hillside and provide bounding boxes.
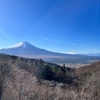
[0,54,100,100]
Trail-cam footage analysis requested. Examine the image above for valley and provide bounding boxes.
[0,41,100,68]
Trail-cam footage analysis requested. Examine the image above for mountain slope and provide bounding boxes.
[0,41,70,56]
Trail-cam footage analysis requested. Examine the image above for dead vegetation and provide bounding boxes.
[0,54,100,100]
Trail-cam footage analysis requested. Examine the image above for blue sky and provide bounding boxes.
[0,0,100,54]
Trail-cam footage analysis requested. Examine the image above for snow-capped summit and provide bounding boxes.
[0,41,55,56]
[7,41,33,49]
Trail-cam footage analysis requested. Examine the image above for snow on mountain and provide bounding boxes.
[6,41,33,49]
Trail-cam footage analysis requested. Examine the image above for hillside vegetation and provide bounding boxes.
[0,54,100,100]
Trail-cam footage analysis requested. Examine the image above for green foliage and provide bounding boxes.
[39,63,74,84]
[41,65,55,80]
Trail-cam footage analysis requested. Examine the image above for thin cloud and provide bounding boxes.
[39,37,77,46]
[39,37,61,43]
[77,45,100,53]
[0,28,13,42]
[85,48,100,53]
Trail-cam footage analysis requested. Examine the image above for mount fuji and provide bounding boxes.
[0,41,71,58]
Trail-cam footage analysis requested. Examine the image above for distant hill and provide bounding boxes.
[85,53,100,56]
[0,54,100,100]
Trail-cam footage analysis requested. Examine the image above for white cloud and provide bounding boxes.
[66,52,76,54]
